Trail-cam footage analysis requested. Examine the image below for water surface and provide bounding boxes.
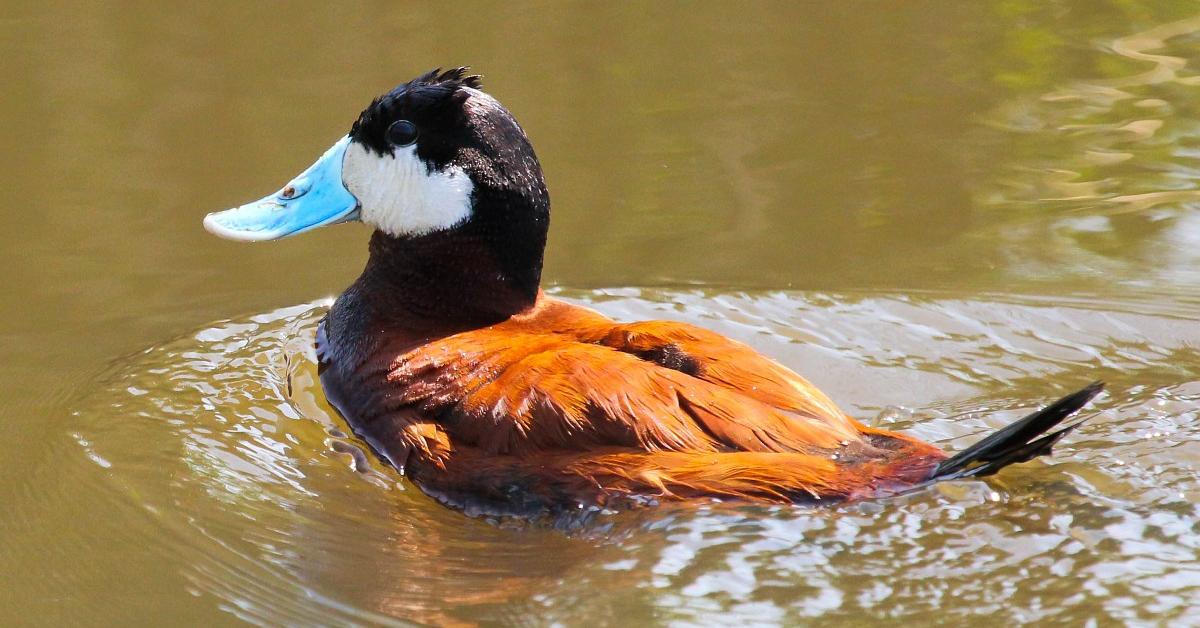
[2,2,1199,625]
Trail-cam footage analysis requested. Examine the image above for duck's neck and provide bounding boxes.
[354,228,543,332]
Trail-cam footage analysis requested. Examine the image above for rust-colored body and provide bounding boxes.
[319,293,947,513]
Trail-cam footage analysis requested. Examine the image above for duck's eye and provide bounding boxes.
[387,120,419,147]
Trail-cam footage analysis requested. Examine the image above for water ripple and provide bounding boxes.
[66,289,1200,625]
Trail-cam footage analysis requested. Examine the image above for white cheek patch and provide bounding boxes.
[342,142,474,237]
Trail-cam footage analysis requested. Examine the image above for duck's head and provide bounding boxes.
[205,68,550,319]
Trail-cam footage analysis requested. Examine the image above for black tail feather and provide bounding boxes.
[932,382,1104,481]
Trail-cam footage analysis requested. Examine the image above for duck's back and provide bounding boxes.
[317,295,947,514]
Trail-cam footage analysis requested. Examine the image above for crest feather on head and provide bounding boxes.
[417,66,483,90]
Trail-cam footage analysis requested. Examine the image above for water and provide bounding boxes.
[63,291,1200,624]
[3,2,1199,625]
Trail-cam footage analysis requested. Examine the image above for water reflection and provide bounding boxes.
[984,14,1200,289]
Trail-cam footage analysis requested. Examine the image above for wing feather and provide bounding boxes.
[388,324,856,456]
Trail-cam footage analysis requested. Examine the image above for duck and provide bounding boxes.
[204,67,1103,517]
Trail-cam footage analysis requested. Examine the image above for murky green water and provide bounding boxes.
[3,2,1199,625]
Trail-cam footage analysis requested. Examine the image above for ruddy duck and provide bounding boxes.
[205,68,1102,517]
